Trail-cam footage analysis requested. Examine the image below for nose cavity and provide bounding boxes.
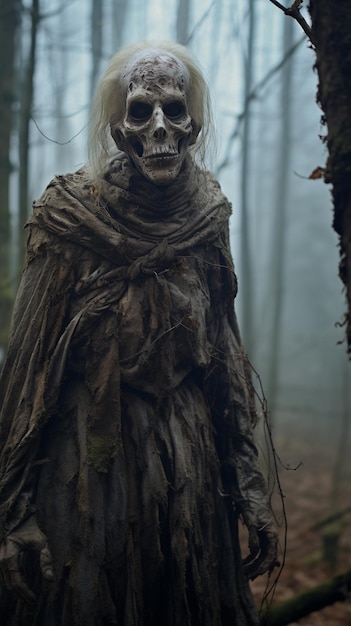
[153,109,167,140]
[153,126,167,140]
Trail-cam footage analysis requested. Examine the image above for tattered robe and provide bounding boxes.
[0,155,264,625]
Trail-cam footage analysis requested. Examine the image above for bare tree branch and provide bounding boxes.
[269,0,315,45]
[31,116,87,145]
[186,1,215,44]
[216,36,304,176]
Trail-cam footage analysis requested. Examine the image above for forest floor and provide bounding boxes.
[246,422,351,625]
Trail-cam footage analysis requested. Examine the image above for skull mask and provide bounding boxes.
[112,50,199,186]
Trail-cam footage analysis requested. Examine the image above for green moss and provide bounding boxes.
[260,568,351,625]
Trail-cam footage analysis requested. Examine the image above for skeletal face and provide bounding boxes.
[112,50,199,186]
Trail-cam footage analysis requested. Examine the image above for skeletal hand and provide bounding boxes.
[0,515,54,603]
[241,509,279,580]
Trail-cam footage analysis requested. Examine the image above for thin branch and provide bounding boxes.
[215,36,304,176]
[186,1,215,44]
[269,0,315,46]
[31,116,87,145]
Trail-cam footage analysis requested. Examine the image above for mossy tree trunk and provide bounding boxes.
[309,1,351,353]
[261,568,351,625]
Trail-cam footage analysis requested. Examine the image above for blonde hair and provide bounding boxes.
[87,40,213,180]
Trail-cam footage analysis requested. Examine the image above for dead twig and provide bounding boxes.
[269,0,315,46]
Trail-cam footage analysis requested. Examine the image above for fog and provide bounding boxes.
[2,0,350,620]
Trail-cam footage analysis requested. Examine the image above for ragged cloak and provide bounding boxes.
[0,155,267,625]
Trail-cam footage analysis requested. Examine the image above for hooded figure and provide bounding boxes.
[0,41,277,626]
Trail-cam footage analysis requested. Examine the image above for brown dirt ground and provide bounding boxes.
[245,430,351,625]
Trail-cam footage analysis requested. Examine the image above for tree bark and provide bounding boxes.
[309,1,351,353]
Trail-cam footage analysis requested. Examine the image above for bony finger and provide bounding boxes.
[261,531,278,564]
[244,546,273,580]
[243,561,260,580]
[40,545,54,582]
[250,554,273,579]
[245,536,279,579]
[242,552,256,566]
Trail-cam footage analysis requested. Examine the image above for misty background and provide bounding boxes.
[1,1,350,613]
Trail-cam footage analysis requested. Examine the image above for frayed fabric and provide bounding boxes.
[0,155,261,625]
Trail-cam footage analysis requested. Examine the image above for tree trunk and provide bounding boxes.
[111,0,128,50]
[265,16,294,417]
[18,0,39,264]
[309,1,351,353]
[90,0,103,99]
[0,0,21,358]
[239,0,255,356]
[176,0,190,45]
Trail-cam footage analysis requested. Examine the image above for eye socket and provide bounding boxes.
[163,101,186,119]
[129,102,153,121]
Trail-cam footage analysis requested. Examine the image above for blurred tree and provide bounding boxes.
[240,0,255,356]
[53,0,74,175]
[18,0,40,262]
[209,0,222,82]
[321,359,351,567]
[176,0,190,44]
[111,0,128,50]
[265,16,294,418]
[0,0,22,360]
[90,0,103,98]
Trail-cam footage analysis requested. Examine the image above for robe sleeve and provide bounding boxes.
[0,225,77,539]
[204,225,272,524]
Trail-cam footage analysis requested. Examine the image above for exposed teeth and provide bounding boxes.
[143,145,178,158]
